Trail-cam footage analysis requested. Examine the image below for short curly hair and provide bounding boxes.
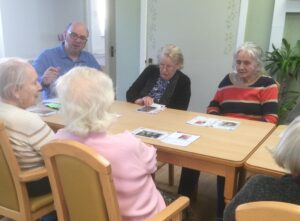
[158,44,184,69]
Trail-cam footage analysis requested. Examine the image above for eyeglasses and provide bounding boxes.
[67,31,88,42]
[159,63,176,70]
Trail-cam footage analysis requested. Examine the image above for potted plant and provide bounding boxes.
[265,38,300,123]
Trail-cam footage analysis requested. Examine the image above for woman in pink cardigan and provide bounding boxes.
[54,67,165,221]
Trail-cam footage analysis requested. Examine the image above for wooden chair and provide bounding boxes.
[236,201,300,221]
[42,140,189,221]
[0,122,54,221]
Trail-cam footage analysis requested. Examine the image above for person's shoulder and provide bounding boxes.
[80,50,98,60]
[141,65,159,76]
[115,130,138,141]
[247,174,280,186]
[259,75,277,86]
[218,73,231,87]
[114,131,144,146]
[3,108,49,135]
[80,49,94,56]
[37,45,61,58]
[146,64,159,71]
[177,70,190,81]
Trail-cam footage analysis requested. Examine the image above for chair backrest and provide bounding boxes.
[236,201,300,221]
[0,121,26,216]
[41,140,122,221]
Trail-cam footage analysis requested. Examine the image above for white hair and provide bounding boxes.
[56,67,115,137]
[158,44,184,69]
[273,116,300,174]
[233,42,266,75]
[0,57,31,100]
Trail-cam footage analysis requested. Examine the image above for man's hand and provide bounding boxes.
[42,66,60,86]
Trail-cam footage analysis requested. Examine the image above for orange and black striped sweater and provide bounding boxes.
[207,74,278,124]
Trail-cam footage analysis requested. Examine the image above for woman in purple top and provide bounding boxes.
[54,66,165,221]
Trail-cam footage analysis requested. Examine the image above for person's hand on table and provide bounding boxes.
[134,96,154,106]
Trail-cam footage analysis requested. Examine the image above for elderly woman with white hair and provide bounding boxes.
[54,67,166,221]
[126,44,191,110]
[223,116,300,221]
[178,42,279,221]
[0,57,54,197]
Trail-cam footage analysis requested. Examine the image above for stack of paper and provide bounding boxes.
[132,128,199,147]
[187,116,240,130]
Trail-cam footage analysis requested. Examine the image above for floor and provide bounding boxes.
[155,164,218,221]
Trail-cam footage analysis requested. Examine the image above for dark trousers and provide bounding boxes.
[26,177,57,221]
[178,168,225,219]
[26,177,52,197]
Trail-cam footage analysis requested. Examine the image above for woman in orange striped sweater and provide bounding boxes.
[178,42,279,221]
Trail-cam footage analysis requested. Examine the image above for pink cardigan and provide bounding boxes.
[54,129,165,221]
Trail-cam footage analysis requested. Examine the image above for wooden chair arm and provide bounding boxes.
[146,196,190,221]
[18,167,48,182]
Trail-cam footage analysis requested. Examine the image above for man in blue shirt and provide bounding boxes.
[32,21,101,100]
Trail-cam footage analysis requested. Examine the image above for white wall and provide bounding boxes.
[144,0,240,112]
[0,0,86,59]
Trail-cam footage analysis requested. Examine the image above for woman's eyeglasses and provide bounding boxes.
[159,63,176,70]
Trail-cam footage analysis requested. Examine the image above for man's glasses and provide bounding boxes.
[67,31,88,42]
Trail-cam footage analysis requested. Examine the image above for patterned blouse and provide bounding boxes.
[148,77,170,103]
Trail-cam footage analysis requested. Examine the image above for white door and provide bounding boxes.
[141,0,241,112]
[87,0,116,87]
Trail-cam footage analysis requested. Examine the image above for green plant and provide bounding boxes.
[265,38,300,123]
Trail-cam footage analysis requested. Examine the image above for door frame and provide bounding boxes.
[85,0,116,86]
[140,0,148,73]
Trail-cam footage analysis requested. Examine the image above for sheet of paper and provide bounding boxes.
[27,106,57,117]
[137,103,166,114]
[161,132,200,146]
[187,116,240,130]
[132,128,199,147]
[132,127,169,140]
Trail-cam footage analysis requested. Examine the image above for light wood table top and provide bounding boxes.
[245,125,288,177]
[43,100,276,201]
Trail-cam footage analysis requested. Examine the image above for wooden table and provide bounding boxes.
[43,101,276,202]
[245,125,288,177]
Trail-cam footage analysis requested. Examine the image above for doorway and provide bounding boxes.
[87,0,116,86]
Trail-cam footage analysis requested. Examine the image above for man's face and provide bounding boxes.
[64,23,88,54]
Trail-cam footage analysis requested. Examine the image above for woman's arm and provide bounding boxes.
[126,66,155,103]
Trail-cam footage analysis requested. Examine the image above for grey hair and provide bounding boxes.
[158,44,184,69]
[233,42,266,75]
[0,57,31,100]
[273,116,300,174]
[56,67,115,137]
